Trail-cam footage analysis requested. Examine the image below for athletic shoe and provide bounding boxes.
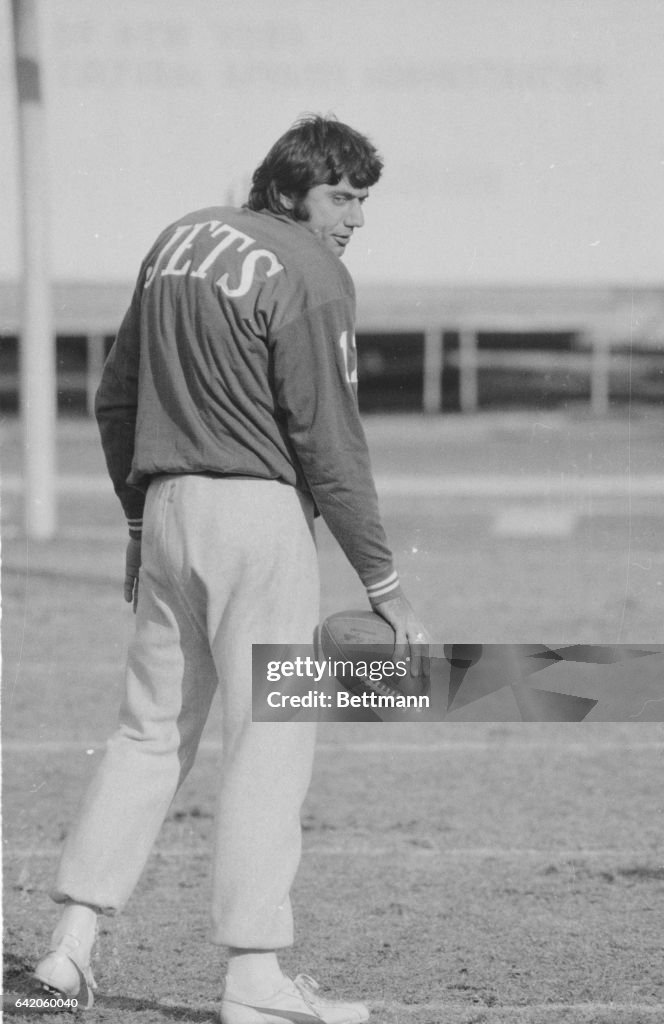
[219,972,370,1024]
[33,938,97,1010]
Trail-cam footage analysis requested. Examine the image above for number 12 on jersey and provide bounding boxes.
[339,331,358,385]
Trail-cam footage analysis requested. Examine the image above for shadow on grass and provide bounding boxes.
[3,953,219,1021]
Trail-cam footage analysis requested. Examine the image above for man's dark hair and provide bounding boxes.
[246,114,383,220]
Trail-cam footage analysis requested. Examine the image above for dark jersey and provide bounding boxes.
[96,206,400,603]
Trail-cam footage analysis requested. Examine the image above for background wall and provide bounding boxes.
[2,0,663,287]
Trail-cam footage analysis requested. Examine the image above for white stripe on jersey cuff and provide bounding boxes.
[366,571,399,599]
[127,517,143,539]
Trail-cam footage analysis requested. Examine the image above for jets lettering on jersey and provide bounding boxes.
[144,220,284,297]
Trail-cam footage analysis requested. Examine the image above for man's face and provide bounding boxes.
[297,177,368,257]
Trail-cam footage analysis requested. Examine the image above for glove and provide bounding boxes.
[124,537,142,612]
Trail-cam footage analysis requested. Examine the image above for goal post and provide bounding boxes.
[11,0,57,539]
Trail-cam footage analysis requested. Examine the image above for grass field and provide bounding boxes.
[2,409,664,1022]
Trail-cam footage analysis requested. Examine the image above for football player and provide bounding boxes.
[34,115,430,1024]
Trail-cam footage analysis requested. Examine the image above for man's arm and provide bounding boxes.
[95,286,145,606]
[271,300,430,670]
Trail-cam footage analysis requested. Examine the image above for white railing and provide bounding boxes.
[1,283,663,416]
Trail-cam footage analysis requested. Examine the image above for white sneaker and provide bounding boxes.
[33,935,97,1010]
[219,972,369,1024]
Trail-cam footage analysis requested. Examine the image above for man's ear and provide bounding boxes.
[279,193,295,211]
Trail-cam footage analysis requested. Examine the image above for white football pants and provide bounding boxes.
[52,475,320,949]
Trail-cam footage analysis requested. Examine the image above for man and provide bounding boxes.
[34,115,430,1024]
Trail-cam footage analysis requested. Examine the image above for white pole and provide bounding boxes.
[422,326,443,414]
[12,0,57,539]
[458,326,479,413]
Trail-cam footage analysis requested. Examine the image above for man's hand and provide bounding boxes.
[124,537,142,612]
[372,593,431,679]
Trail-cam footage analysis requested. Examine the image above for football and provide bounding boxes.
[317,609,428,710]
[318,609,397,662]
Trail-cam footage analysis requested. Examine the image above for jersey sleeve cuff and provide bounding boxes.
[366,570,402,605]
[127,517,143,540]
